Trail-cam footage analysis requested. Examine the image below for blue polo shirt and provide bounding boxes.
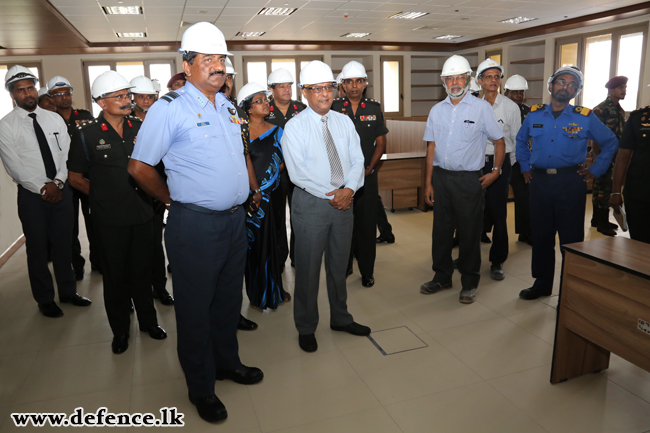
[516,103,618,178]
[131,81,249,211]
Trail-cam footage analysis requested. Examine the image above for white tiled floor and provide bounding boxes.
[1,202,649,432]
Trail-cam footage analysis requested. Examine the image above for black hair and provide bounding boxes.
[242,98,253,116]
[183,51,199,65]
[269,84,276,89]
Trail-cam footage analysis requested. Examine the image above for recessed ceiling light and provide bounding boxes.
[180,21,195,27]
[388,11,429,20]
[116,32,146,38]
[413,25,439,31]
[341,32,371,38]
[434,34,462,40]
[258,7,297,16]
[236,31,266,37]
[499,16,537,24]
[102,6,143,15]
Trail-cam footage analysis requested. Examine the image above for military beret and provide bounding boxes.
[166,72,186,89]
[605,76,628,89]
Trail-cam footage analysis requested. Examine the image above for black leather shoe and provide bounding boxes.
[361,275,375,287]
[330,321,371,336]
[139,325,167,340]
[519,287,552,300]
[238,315,258,331]
[490,263,505,281]
[152,288,174,306]
[518,234,533,246]
[420,280,452,294]
[74,267,84,281]
[38,302,63,318]
[111,334,129,354]
[299,333,318,352]
[189,394,227,423]
[60,293,92,306]
[215,365,263,385]
[481,233,492,244]
[376,234,395,244]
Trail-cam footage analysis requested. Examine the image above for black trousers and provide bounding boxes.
[529,169,586,290]
[482,156,512,265]
[276,170,296,266]
[94,219,157,336]
[625,196,650,244]
[17,184,76,304]
[166,203,245,398]
[509,161,531,236]
[431,168,484,289]
[151,211,168,292]
[376,195,393,237]
[348,171,378,277]
[71,187,98,271]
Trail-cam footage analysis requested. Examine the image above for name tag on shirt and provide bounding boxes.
[360,115,376,121]
[196,122,211,127]
[533,124,543,128]
[96,144,111,150]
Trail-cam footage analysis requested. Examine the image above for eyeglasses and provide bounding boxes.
[101,93,133,101]
[343,78,366,86]
[252,97,269,105]
[554,79,578,89]
[443,75,467,83]
[305,85,335,94]
[51,91,72,98]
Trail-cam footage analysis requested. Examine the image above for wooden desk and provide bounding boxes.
[551,237,650,384]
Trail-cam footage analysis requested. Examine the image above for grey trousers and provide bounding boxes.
[292,188,354,335]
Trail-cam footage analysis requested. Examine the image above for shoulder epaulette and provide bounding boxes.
[530,104,546,112]
[76,119,97,130]
[333,98,342,102]
[74,108,91,113]
[573,106,591,116]
[160,91,181,103]
[367,98,381,105]
[126,115,142,123]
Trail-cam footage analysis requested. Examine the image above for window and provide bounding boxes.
[381,56,403,116]
[83,59,176,117]
[556,25,647,110]
[0,63,43,120]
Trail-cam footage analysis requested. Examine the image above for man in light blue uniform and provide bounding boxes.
[420,55,506,304]
[128,22,263,424]
[516,66,618,300]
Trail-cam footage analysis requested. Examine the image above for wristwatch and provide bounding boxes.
[492,167,502,175]
[53,179,64,190]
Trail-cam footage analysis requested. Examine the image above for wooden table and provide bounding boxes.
[551,237,650,384]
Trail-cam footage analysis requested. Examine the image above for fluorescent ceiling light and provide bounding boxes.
[341,32,371,38]
[236,31,266,37]
[102,6,143,15]
[435,35,462,40]
[258,7,297,16]
[116,32,146,38]
[499,16,538,24]
[388,11,429,20]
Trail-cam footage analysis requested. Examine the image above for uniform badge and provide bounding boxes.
[228,107,236,115]
[99,139,105,145]
[74,110,79,116]
[75,120,82,126]
[642,117,646,121]
[562,123,583,135]
[101,123,108,131]
[127,120,132,128]
[268,112,275,118]
[198,113,203,119]
[342,108,346,112]
[293,104,298,110]
[361,102,366,108]
[269,106,274,111]
[343,101,349,106]
[641,123,650,127]
[360,115,376,121]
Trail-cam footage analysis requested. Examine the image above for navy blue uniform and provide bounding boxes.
[516,103,618,291]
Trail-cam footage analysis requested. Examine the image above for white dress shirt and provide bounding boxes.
[483,93,521,166]
[282,107,365,200]
[0,105,71,195]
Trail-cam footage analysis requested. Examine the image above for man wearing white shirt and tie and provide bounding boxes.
[0,66,91,318]
[282,60,371,353]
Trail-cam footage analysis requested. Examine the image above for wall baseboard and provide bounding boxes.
[0,235,25,269]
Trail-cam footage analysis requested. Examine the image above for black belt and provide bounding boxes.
[172,201,240,215]
[532,165,581,174]
[485,153,509,162]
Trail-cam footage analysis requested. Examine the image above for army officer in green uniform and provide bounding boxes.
[68,71,166,355]
[331,61,388,288]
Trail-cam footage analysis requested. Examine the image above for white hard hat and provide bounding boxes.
[225,58,237,76]
[336,73,342,85]
[179,22,232,56]
[504,74,528,91]
[469,77,481,93]
[5,65,38,90]
[268,68,293,86]
[47,76,73,93]
[151,79,161,93]
[130,76,157,95]
[91,70,134,100]
[547,65,584,96]
[38,87,50,100]
[299,61,335,87]
[476,58,503,79]
[340,61,367,80]
[236,82,271,108]
[440,55,472,78]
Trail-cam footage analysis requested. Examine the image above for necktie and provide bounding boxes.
[28,113,57,180]
[321,115,344,188]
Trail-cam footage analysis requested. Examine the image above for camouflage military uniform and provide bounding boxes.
[591,96,625,209]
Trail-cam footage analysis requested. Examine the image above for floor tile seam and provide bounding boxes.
[605,377,650,407]
[5,351,40,409]
[243,385,265,433]
[259,407,402,433]
[422,314,504,335]
[494,311,557,350]
[334,343,386,410]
